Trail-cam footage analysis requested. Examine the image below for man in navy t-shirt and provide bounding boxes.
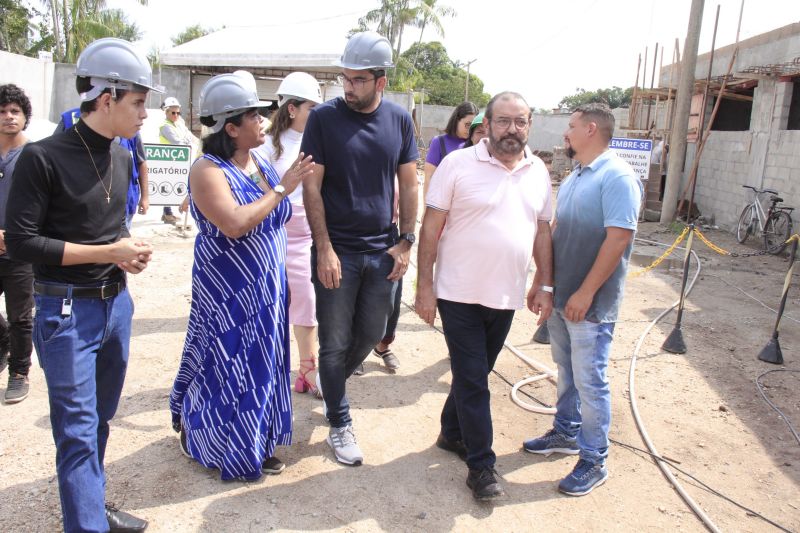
[301,31,419,466]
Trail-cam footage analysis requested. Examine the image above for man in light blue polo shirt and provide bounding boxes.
[523,103,642,496]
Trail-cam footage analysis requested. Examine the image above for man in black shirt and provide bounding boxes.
[0,84,34,404]
[6,38,161,533]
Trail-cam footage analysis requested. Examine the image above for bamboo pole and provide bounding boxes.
[630,54,642,129]
[646,43,659,130]
[697,5,721,144]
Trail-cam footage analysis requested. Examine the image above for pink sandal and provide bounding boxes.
[294,357,322,399]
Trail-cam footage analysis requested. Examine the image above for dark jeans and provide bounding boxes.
[312,248,397,428]
[438,299,515,470]
[380,278,403,346]
[0,257,34,376]
[34,284,133,533]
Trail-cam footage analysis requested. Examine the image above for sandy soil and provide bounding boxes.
[1,209,798,532]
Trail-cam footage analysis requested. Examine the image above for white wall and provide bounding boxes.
[1,51,55,120]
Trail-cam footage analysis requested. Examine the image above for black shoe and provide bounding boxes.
[466,467,505,501]
[261,456,285,475]
[435,433,467,461]
[4,373,29,404]
[105,503,148,532]
[179,427,191,459]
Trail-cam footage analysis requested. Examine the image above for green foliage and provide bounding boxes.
[390,41,489,107]
[558,86,634,111]
[0,0,54,56]
[354,2,487,106]
[172,24,214,46]
[29,0,148,63]
[404,41,451,72]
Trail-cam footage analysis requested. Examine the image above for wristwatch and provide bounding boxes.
[399,233,416,244]
[273,184,286,197]
[538,285,554,293]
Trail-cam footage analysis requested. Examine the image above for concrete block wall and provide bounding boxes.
[763,130,800,211]
[690,79,800,231]
[693,132,754,226]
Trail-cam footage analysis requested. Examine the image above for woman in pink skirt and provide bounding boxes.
[257,72,323,397]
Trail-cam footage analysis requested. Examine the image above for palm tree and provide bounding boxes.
[412,0,455,69]
[414,0,454,45]
[358,0,417,60]
[357,0,456,63]
[41,0,147,62]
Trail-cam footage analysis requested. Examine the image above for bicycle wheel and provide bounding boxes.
[736,205,755,243]
[763,210,793,254]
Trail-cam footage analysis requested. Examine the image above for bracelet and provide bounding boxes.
[538,285,554,293]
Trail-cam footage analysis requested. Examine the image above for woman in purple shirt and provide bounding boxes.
[423,101,478,195]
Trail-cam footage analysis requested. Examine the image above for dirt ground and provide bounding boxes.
[1,209,798,532]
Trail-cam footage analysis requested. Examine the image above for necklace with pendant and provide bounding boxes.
[233,153,263,186]
[75,127,113,204]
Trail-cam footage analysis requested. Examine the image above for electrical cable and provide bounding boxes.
[704,273,800,325]
[755,369,800,446]
[405,236,794,531]
[504,369,794,532]
[627,238,722,532]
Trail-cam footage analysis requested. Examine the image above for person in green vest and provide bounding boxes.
[159,97,199,223]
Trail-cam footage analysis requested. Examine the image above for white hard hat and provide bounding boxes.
[163,96,181,109]
[199,71,269,133]
[76,37,164,101]
[277,72,323,106]
[334,31,394,70]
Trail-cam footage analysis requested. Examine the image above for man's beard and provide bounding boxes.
[489,129,527,156]
[344,89,378,112]
[565,145,576,159]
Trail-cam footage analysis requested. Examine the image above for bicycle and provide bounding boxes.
[736,185,794,254]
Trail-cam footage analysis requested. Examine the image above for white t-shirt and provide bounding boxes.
[257,128,304,204]
[426,138,553,310]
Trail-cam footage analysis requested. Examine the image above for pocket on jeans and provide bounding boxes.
[35,298,75,344]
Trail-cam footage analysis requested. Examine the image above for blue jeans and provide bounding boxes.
[548,310,615,465]
[312,249,397,428]
[438,299,515,470]
[380,278,403,345]
[34,284,133,533]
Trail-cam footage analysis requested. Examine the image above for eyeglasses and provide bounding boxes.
[492,117,530,129]
[169,111,181,116]
[337,74,377,89]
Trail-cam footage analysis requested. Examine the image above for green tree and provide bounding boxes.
[356,0,416,60]
[40,0,147,62]
[171,24,214,46]
[396,41,489,107]
[412,0,454,65]
[0,0,53,56]
[558,86,634,110]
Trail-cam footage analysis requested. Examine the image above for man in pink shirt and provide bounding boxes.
[416,91,554,501]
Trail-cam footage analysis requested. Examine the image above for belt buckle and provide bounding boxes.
[99,283,114,300]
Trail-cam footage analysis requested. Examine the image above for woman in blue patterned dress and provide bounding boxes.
[170,71,315,480]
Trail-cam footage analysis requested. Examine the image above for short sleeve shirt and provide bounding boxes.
[426,138,553,310]
[425,134,463,166]
[552,150,642,322]
[300,98,418,254]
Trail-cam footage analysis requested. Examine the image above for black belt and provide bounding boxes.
[34,280,126,300]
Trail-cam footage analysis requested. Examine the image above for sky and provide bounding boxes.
[108,0,800,109]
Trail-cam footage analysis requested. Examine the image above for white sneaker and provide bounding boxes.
[327,425,363,466]
[316,373,327,418]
